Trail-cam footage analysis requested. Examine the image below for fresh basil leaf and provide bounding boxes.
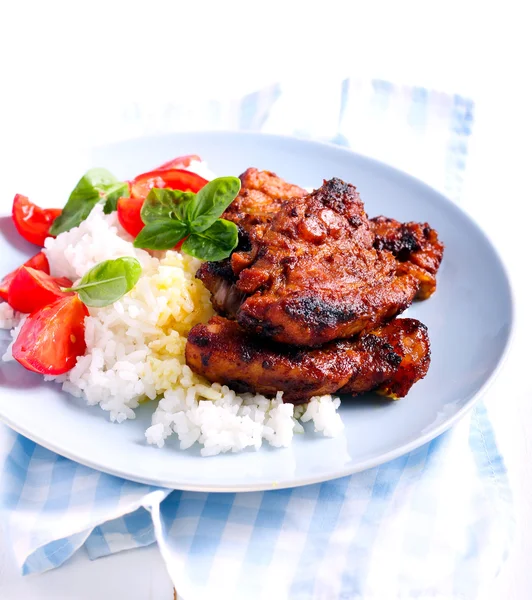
[50,168,128,235]
[103,181,130,214]
[140,188,195,224]
[186,176,241,233]
[133,219,189,250]
[66,257,142,308]
[181,219,238,261]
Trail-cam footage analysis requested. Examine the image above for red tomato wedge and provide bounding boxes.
[12,295,88,375]
[0,252,50,301]
[117,196,145,238]
[12,194,62,246]
[130,168,208,200]
[155,154,201,171]
[8,266,73,313]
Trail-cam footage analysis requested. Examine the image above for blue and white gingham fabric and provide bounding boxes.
[0,80,512,599]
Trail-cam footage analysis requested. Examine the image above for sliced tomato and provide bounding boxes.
[130,168,208,200]
[12,295,88,375]
[0,252,50,301]
[155,154,201,171]
[26,251,50,273]
[8,267,73,313]
[117,196,145,238]
[12,194,62,246]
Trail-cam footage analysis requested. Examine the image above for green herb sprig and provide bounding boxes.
[63,257,141,307]
[133,177,240,261]
[49,168,129,235]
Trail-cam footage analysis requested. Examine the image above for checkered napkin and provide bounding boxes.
[0,81,512,599]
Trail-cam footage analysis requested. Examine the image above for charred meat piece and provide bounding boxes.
[198,170,443,329]
[197,168,306,317]
[233,178,419,346]
[371,216,444,299]
[186,316,430,404]
[224,167,307,244]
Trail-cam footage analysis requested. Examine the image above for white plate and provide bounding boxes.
[0,132,513,492]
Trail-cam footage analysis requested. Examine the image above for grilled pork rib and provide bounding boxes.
[198,170,443,328]
[228,178,419,346]
[186,316,430,403]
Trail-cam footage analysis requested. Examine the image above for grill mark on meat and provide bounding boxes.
[283,296,360,328]
[237,312,284,339]
[387,351,403,367]
[348,215,364,227]
[374,228,420,256]
[240,345,255,363]
[319,178,352,212]
[188,332,210,347]
[206,259,237,282]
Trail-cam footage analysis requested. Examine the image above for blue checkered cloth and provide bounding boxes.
[0,81,512,599]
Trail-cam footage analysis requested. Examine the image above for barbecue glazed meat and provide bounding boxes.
[197,168,306,317]
[186,316,430,403]
[224,167,307,244]
[371,216,444,299]
[230,178,419,346]
[198,170,443,322]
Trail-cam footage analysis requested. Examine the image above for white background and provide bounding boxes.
[1,2,531,598]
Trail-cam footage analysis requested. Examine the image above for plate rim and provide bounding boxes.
[0,130,516,492]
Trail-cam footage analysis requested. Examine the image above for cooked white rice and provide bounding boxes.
[0,303,20,330]
[0,163,344,456]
